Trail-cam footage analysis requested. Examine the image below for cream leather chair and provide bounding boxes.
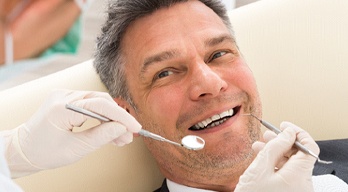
[0,0,347,191]
[229,0,348,140]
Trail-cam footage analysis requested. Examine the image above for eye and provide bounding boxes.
[211,51,227,61]
[156,70,174,79]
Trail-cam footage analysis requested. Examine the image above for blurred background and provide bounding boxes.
[0,0,258,90]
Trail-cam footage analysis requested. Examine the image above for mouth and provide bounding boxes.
[189,106,241,131]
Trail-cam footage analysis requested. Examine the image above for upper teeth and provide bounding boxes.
[192,108,234,130]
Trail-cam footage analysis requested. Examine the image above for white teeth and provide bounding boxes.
[212,114,220,121]
[228,108,234,116]
[202,120,209,127]
[198,122,204,128]
[193,108,235,130]
[220,111,229,118]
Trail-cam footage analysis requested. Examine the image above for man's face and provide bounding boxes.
[119,1,262,190]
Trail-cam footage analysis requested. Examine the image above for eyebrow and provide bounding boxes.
[140,34,234,74]
[204,34,235,47]
[141,49,180,73]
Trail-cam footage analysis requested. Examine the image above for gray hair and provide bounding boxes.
[94,0,234,105]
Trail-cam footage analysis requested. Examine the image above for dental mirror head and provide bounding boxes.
[181,135,205,150]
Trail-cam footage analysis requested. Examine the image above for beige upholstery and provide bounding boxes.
[229,0,348,140]
[0,0,347,191]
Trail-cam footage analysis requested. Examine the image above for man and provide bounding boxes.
[93,0,346,191]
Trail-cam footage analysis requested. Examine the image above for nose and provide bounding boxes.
[189,63,228,100]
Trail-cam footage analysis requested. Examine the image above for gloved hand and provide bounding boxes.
[1,90,141,178]
[0,137,24,191]
[235,121,319,192]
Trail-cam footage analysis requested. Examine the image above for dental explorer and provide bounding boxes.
[245,113,332,165]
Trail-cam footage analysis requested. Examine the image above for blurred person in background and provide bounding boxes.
[0,0,90,65]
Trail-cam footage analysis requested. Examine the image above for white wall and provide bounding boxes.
[221,0,236,11]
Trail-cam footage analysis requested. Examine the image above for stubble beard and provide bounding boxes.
[137,109,261,184]
[178,116,261,181]
[131,93,262,185]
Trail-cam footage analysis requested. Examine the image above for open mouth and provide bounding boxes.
[189,106,241,131]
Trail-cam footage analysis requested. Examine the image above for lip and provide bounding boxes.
[188,105,242,134]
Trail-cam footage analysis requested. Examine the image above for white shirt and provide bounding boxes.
[167,179,216,192]
[167,175,348,192]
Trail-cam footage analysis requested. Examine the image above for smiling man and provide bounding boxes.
[93,0,324,191]
[95,1,261,191]
[120,1,261,189]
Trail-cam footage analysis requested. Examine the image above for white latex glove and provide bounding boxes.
[235,121,319,192]
[0,138,23,192]
[1,90,141,178]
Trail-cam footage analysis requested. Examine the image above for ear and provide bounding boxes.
[114,97,141,137]
[114,97,136,116]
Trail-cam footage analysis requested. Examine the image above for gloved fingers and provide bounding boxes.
[260,127,297,168]
[70,97,141,133]
[67,97,116,127]
[17,90,138,172]
[251,130,279,155]
[263,130,277,143]
[236,123,316,192]
[252,130,290,162]
[44,90,140,133]
[75,91,115,102]
[59,89,113,101]
[236,128,297,190]
[274,146,298,170]
[49,89,115,108]
[251,141,265,154]
[252,128,298,169]
[278,122,319,178]
[75,122,128,147]
[280,121,319,156]
[25,90,90,132]
[237,141,279,185]
[38,90,111,121]
[251,128,296,170]
[46,90,115,129]
[112,132,134,146]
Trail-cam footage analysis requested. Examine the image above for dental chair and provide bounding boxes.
[0,0,347,191]
[229,0,348,140]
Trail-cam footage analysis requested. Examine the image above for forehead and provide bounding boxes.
[121,0,230,70]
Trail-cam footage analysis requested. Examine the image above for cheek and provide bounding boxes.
[146,86,185,129]
[228,63,258,96]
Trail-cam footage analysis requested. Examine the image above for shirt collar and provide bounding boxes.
[166,179,217,192]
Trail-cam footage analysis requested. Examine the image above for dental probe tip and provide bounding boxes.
[243,113,262,121]
[317,158,333,164]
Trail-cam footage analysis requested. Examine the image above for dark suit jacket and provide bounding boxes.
[154,139,348,192]
[313,138,348,183]
[154,180,169,192]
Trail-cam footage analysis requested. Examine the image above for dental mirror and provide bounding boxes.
[181,135,205,150]
[66,104,205,150]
